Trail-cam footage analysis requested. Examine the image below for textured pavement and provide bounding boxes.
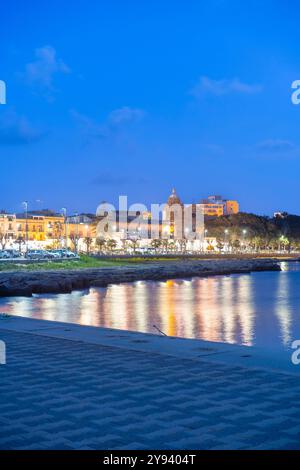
[1,328,300,450]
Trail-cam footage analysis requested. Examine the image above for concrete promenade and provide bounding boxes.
[0,315,300,450]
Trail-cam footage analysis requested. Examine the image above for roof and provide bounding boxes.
[167,188,182,206]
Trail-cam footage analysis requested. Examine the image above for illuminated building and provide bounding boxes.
[0,213,16,241]
[15,210,65,242]
[0,190,239,252]
[200,195,239,217]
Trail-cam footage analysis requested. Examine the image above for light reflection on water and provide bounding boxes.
[1,262,300,349]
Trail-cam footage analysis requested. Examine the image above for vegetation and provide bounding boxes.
[0,254,183,272]
[0,232,9,250]
[205,212,300,252]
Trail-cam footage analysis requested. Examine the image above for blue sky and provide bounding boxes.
[1,0,300,215]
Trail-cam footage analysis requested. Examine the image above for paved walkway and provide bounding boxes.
[1,322,300,449]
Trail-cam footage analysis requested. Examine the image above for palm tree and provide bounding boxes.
[95,237,106,254]
[52,221,63,248]
[216,239,224,252]
[161,239,170,253]
[106,239,117,252]
[126,239,139,254]
[151,239,161,253]
[168,241,176,252]
[178,239,187,253]
[279,235,289,252]
[231,239,241,252]
[251,236,262,252]
[16,235,25,254]
[84,236,93,254]
[0,232,8,250]
[69,234,79,253]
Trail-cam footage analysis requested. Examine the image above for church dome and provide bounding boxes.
[167,188,182,206]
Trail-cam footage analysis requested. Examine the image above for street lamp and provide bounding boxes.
[224,229,229,251]
[74,213,79,254]
[22,201,29,254]
[61,208,67,249]
[242,229,247,251]
[85,224,89,254]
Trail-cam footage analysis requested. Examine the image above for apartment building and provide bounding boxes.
[0,213,16,240]
[15,210,65,242]
[200,195,239,217]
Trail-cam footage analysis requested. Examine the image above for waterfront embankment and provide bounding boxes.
[0,258,280,297]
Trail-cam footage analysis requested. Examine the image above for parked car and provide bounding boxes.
[61,250,79,259]
[47,250,63,259]
[0,249,22,259]
[26,250,56,260]
[6,249,22,258]
[0,250,11,259]
[44,249,79,259]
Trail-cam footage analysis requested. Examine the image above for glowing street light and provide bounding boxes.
[22,201,29,254]
[240,229,247,251]
[61,207,68,249]
[224,229,229,250]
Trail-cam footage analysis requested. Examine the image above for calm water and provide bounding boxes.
[1,262,300,350]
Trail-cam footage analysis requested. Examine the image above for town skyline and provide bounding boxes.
[1,190,241,218]
[0,195,295,220]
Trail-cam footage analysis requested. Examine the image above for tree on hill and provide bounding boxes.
[205,212,286,251]
[205,212,300,251]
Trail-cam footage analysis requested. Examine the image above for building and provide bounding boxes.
[0,209,96,251]
[15,210,65,244]
[66,214,97,249]
[199,198,224,217]
[163,188,184,239]
[274,212,288,219]
[224,200,239,215]
[0,213,16,247]
[200,195,239,217]
[0,191,239,253]
[95,189,207,252]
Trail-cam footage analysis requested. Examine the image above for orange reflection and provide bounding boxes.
[2,271,283,349]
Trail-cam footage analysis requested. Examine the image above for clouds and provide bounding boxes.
[255,139,298,158]
[71,110,108,139]
[108,107,145,125]
[23,45,70,97]
[0,110,44,145]
[256,139,295,153]
[191,76,263,98]
[72,106,146,141]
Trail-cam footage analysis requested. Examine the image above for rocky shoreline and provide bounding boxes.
[0,258,281,298]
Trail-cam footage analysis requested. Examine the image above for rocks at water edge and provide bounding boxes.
[0,259,281,298]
